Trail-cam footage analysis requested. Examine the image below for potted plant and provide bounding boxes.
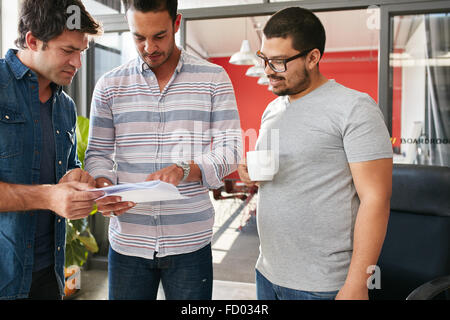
[64,115,99,299]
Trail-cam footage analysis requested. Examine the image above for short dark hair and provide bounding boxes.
[15,0,103,50]
[263,7,326,59]
[122,0,178,22]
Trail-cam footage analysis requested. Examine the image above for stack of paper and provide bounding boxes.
[92,180,187,203]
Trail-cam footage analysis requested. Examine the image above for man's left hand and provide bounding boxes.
[59,168,96,188]
[335,284,369,300]
[145,164,184,186]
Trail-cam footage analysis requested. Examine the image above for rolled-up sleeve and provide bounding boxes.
[84,77,118,184]
[194,68,242,190]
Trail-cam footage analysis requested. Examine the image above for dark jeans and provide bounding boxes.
[27,265,62,300]
[108,244,213,300]
[256,269,338,300]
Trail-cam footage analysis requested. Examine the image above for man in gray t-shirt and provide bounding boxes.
[239,7,393,300]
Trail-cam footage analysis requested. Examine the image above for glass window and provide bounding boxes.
[1,0,20,56]
[390,13,450,166]
[92,32,136,84]
[269,0,335,2]
[83,32,136,116]
[179,0,263,9]
[83,0,122,15]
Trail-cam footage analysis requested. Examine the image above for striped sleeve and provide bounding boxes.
[194,68,243,189]
[84,76,118,184]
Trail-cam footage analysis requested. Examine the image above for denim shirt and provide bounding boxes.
[0,49,81,299]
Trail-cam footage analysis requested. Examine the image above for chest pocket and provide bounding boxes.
[0,106,25,158]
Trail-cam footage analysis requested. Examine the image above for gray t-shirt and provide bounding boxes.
[255,80,393,292]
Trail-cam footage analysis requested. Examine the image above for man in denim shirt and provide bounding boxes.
[0,0,134,300]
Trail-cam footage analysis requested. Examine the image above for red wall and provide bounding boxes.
[321,50,378,103]
[210,50,379,179]
[208,56,276,152]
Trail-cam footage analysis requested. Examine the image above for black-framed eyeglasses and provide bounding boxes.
[256,48,314,73]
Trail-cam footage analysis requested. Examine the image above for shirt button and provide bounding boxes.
[58,161,62,165]
[57,246,61,251]
[58,219,61,223]
[5,115,9,120]
[56,130,60,134]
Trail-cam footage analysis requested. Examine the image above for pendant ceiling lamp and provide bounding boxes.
[229,40,258,65]
[229,18,258,66]
[257,75,269,86]
[245,61,265,77]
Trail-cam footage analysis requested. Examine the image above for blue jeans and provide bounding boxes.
[108,244,213,300]
[256,269,339,300]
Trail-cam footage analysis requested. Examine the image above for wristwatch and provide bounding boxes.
[175,161,190,182]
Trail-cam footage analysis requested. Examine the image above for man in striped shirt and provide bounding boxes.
[85,0,242,300]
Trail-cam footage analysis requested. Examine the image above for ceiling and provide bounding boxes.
[82,1,380,59]
[186,9,380,59]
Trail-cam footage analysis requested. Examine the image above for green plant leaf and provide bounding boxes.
[65,220,77,244]
[65,218,99,266]
[66,116,99,267]
[71,218,88,233]
[72,240,89,267]
[90,203,98,216]
[76,115,90,169]
[78,235,99,253]
[65,243,75,267]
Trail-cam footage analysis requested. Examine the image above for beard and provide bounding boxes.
[269,65,311,97]
[141,41,175,70]
[35,65,77,87]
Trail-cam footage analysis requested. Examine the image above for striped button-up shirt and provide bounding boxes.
[85,49,242,259]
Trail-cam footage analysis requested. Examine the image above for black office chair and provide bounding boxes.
[370,164,450,300]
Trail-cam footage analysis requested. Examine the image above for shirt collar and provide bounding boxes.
[5,49,63,96]
[51,83,63,95]
[5,49,30,80]
[138,46,185,75]
[283,95,291,107]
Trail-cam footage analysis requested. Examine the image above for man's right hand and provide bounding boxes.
[237,159,257,188]
[47,181,105,220]
[94,177,136,217]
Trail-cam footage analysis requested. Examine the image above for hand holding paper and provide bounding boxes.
[92,180,187,204]
[92,177,134,217]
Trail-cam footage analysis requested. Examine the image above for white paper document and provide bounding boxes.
[91,180,187,203]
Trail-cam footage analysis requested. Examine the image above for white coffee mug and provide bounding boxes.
[246,150,278,181]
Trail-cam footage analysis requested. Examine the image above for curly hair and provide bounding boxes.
[15,0,103,49]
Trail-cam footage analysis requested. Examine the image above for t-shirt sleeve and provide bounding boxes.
[342,95,393,163]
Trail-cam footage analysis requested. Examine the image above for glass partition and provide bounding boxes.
[92,32,136,83]
[83,0,123,14]
[390,12,450,166]
[179,0,263,9]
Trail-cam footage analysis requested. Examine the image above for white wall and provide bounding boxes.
[1,0,20,57]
